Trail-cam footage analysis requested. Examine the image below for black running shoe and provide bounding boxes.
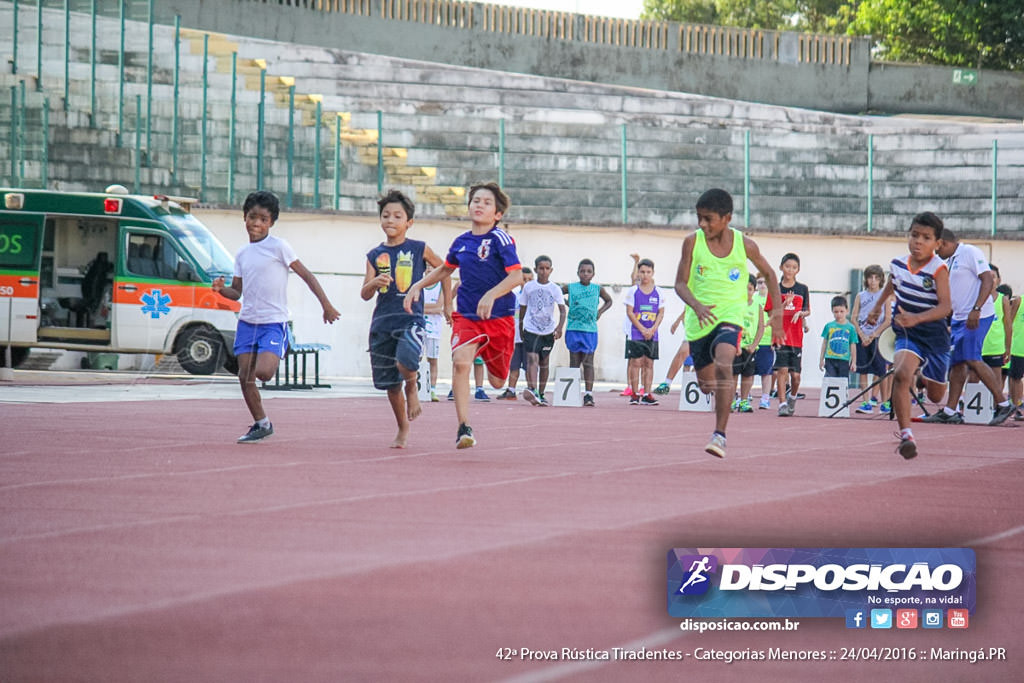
[921,410,963,424]
[583,393,595,407]
[456,423,476,449]
[237,422,273,443]
[897,436,918,460]
[990,403,1015,426]
[640,394,659,406]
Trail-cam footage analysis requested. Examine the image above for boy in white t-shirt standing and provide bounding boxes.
[519,255,567,405]
[422,281,446,401]
[213,191,340,443]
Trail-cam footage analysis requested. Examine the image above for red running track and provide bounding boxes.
[0,391,1021,682]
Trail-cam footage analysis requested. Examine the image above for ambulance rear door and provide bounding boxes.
[0,209,43,346]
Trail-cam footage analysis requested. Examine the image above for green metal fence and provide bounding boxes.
[1,0,1021,237]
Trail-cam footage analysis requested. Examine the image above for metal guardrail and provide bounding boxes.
[1,1,1019,236]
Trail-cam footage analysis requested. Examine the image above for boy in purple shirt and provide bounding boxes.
[624,259,665,405]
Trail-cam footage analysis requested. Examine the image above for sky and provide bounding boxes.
[494,0,646,20]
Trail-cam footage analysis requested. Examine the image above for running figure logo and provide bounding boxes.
[676,554,718,595]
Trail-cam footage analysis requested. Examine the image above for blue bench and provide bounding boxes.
[263,322,331,390]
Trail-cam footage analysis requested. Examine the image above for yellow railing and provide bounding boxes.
[251,0,856,66]
[382,0,474,27]
[581,16,669,49]
[799,33,853,66]
[679,24,767,59]
[277,0,373,13]
[481,6,573,39]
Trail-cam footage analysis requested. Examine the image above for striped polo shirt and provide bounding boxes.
[889,253,947,339]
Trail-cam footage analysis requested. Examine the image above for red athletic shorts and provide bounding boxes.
[450,312,515,381]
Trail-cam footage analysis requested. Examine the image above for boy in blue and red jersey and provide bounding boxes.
[405,182,523,448]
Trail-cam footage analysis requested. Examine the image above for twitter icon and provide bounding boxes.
[870,609,892,629]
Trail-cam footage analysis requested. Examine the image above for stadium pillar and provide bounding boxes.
[620,124,627,224]
[201,34,209,201]
[172,16,180,185]
[743,130,750,228]
[12,0,17,76]
[498,119,505,188]
[314,99,322,209]
[117,0,125,146]
[866,134,874,233]
[287,85,295,208]
[134,95,142,193]
[257,67,266,189]
[89,0,96,128]
[334,113,342,211]
[377,110,384,194]
[42,98,50,188]
[36,0,42,90]
[8,86,17,185]
[63,0,69,112]
[228,52,237,204]
[145,0,153,163]
[991,140,998,237]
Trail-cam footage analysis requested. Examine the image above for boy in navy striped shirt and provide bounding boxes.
[867,212,952,460]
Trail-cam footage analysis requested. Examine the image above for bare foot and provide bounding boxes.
[405,381,422,421]
[390,426,409,449]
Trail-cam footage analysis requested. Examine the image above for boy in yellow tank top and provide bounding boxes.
[1007,289,1022,418]
[674,189,784,458]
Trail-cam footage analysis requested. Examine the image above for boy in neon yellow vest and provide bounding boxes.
[1007,291,1023,418]
[674,189,783,458]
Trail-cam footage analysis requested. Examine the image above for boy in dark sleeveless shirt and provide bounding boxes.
[361,190,449,448]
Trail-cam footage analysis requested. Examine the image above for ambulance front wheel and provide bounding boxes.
[176,326,224,375]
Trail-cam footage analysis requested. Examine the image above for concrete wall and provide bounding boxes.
[868,62,1024,118]
[144,0,1024,118]
[197,207,1024,388]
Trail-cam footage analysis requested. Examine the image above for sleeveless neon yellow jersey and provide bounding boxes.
[981,292,1006,356]
[683,228,748,342]
[754,292,771,346]
[1012,296,1024,357]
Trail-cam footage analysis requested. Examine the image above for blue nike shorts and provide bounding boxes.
[234,320,287,358]
[950,316,993,365]
[895,333,950,386]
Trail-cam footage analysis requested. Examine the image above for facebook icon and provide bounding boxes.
[845,609,867,629]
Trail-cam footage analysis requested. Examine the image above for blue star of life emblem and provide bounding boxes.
[140,288,172,319]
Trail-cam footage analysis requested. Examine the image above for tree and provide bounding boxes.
[849,0,1024,70]
[640,0,854,32]
[641,0,720,25]
[640,0,1023,70]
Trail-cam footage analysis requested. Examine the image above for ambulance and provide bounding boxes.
[1,187,240,374]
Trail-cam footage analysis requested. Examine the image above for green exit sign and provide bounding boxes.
[952,68,978,85]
